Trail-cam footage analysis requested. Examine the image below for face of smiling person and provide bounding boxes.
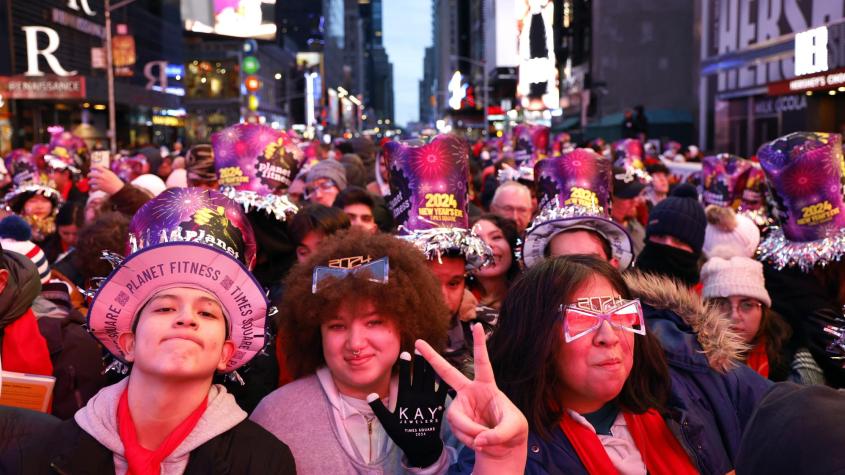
[473,219,512,279]
[556,275,634,413]
[23,194,53,219]
[321,300,401,399]
[119,287,234,380]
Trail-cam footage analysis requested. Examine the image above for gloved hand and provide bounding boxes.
[367,351,449,468]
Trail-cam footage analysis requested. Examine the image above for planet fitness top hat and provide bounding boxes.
[212,123,304,221]
[701,153,753,208]
[524,148,634,268]
[87,187,267,373]
[757,132,845,271]
[384,134,492,270]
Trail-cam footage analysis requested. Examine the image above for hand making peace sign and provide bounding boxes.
[415,323,529,474]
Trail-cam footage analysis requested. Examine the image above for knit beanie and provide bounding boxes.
[0,215,33,241]
[0,238,51,284]
[703,205,760,259]
[701,256,771,307]
[306,159,347,190]
[646,183,706,254]
[131,174,167,198]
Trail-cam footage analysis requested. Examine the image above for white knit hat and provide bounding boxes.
[131,173,167,198]
[701,256,771,307]
[703,205,760,259]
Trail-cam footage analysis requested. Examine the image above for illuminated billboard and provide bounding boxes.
[182,0,277,40]
[516,0,559,111]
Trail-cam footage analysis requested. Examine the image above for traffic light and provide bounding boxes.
[244,75,260,92]
[242,40,261,114]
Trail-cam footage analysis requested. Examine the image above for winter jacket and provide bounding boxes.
[0,406,60,463]
[36,308,107,420]
[0,250,52,376]
[451,272,771,475]
[5,379,296,474]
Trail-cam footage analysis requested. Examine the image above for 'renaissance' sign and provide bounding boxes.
[0,75,86,99]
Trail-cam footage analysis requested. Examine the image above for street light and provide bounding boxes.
[105,0,139,154]
[450,55,488,131]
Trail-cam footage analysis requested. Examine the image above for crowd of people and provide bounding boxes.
[0,123,844,474]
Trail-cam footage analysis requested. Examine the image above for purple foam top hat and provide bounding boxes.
[384,134,491,270]
[513,123,550,160]
[88,187,267,373]
[127,187,257,269]
[212,123,304,221]
[701,153,753,208]
[738,165,772,228]
[612,139,645,170]
[111,154,149,182]
[757,132,845,271]
[524,148,634,268]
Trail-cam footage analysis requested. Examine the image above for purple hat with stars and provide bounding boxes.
[757,132,845,271]
[87,188,267,372]
[384,134,492,270]
[701,153,753,208]
[212,123,304,221]
[524,148,634,269]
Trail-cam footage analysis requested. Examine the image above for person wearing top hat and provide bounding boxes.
[9,188,296,474]
[384,135,495,377]
[5,170,63,245]
[756,132,845,388]
[523,148,635,270]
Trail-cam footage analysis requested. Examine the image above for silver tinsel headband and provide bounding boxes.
[398,226,493,271]
[757,225,845,272]
[219,186,298,222]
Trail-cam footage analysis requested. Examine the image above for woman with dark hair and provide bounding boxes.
[701,255,825,384]
[455,255,770,474]
[468,214,520,310]
[41,201,85,263]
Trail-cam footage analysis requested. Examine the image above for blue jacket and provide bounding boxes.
[451,272,771,475]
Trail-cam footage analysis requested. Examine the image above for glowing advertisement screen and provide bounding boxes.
[182,0,277,40]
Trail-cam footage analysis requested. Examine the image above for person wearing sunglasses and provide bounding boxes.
[702,255,825,384]
[453,255,770,474]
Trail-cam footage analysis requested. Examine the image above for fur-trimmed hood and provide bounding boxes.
[624,271,747,373]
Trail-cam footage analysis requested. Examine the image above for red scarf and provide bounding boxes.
[560,409,699,475]
[746,337,770,378]
[117,388,208,475]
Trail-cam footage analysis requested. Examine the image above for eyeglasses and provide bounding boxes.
[560,298,645,343]
[312,256,389,294]
[711,298,762,316]
[304,179,337,199]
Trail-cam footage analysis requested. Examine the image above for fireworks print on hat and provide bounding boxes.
[384,134,492,270]
[128,187,257,270]
[212,123,303,221]
[524,148,634,269]
[757,132,845,270]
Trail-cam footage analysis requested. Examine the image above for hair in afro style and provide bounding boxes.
[278,228,451,379]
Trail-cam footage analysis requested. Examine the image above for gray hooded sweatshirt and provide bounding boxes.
[75,378,248,475]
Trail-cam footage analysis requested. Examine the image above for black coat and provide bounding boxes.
[3,418,296,474]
